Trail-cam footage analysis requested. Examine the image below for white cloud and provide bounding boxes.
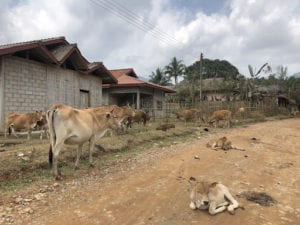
[0,0,300,78]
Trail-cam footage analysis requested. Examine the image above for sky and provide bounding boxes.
[1,0,300,79]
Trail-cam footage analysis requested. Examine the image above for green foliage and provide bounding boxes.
[165,57,185,85]
[186,58,240,80]
[149,67,172,86]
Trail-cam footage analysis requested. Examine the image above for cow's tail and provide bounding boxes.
[49,144,53,167]
[46,106,57,167]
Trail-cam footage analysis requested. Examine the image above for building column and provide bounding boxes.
[136,90,140,109]
[0,57,4,131]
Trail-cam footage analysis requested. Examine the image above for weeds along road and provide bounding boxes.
[0,118,299,225]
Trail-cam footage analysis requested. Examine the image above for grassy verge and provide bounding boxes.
[0,121,206,193]
[0,115,292,193]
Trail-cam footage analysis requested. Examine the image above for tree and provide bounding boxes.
[183,67,199,106]
[149,67,172,86]
[246,63,271,100]
[165,57,185,85]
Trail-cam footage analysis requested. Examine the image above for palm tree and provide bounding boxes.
[149,67,172,85]
[165,57,185,85]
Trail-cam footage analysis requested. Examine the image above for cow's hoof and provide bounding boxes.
[228,210,235,215]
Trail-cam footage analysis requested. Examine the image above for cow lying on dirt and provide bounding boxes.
[47,104,120,180]
[206,136,245,151]
[176,108,204,125]
[4,111,45,140]
[156,123,175,131]
[208,109,232,128]
[189,177,240,215]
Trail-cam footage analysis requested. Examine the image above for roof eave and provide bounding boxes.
[103,83,176,93]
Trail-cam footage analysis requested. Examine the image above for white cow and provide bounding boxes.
[47,104,120,180]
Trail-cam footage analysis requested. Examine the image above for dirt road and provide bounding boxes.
[1,119,300,225]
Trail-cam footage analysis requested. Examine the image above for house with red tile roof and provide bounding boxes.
[0,37,116,130]
[102,68,175,116]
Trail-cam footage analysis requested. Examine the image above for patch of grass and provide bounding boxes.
[0,116,288,193]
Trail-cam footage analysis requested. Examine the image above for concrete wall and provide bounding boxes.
[0,56,103,131]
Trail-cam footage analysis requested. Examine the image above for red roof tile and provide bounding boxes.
[104,68,176,93]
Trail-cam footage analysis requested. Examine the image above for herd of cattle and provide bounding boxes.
[3,104,238,179]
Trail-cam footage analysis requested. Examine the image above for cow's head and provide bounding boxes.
[106,109,122,130]
[189,178,211,209]
[35,111,45,121]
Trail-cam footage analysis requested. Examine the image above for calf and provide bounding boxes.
[4,111,44,139]
[47,104,120,180]
[208,110,232,128]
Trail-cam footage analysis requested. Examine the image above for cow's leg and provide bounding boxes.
[52,141,64,180]
[40,132,43,140]
[27,129,32,140]
[228,119,231,128]
[88,135,96,167]
[189,201,197,210]
[11,126,19,138]
[224,190,239,214]
[75,144,83,169]
[209,201,227,215]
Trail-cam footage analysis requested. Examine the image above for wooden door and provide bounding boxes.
[80,90,90,108]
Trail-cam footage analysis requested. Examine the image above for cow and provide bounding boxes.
[4,111,44,140]
[176,108,204,125]
[189,178,240,215]
[208,109,232,128]
[36,114,49,140]
[156,123,175,131]
[85,105,135,125]
[86,105,135,133]
[126,109,150,128]
[47,104,120,180]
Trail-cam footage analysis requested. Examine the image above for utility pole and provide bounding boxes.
[199,52,203,102]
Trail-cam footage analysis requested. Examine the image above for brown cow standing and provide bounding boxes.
[208,109,232,128]
[4,111,44,139]
[126,109,150,128]
[176,108,204,125]
[86,105,135,133]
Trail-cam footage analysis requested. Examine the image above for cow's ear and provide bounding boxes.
[189,176,197,184]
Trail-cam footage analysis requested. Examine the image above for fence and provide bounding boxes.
[149,100,290,122]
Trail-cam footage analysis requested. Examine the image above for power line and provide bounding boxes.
[89,0,179,47]
[103,0,181,45]
[89,0,201,63]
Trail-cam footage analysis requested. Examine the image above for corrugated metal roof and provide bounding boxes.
[51,44,75,62]
[0,36,66,50]
[0,37,116,83]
